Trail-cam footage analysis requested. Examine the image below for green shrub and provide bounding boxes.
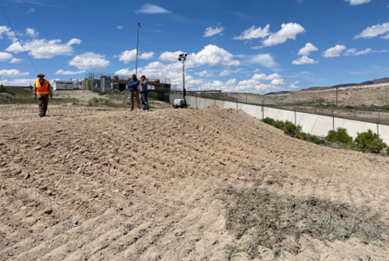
[113,89,121,94]
[87,97,108,107]
[92,87,100,93]
[148,91,158,100]
[325,128,353,144]
[355,130,387,153]
[263,117,275,126]
[0,92,14,102]
[0,85,15,96]
[273,120,285,130]
[283,121,303,138]
[307,135,326,145]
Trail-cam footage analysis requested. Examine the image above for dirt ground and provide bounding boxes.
[1,105,389,260]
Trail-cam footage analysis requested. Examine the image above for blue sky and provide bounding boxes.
[0,0,388,93]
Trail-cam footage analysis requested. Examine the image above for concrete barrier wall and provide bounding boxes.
[169,95,389,144]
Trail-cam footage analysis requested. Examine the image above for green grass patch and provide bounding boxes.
[223,185,388,258]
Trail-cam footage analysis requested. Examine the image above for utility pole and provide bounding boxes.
[336,86,338,107]
[178,53,188,104]
[135,23,141,76]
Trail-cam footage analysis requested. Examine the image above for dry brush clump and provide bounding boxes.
[222,184,388,259]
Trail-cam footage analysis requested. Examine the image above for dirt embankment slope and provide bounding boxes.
[1,107,389,260]
[267,83,389,106]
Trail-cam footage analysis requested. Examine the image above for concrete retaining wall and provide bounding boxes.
[169,95,389,144]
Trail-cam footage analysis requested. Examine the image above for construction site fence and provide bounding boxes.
[169,92,389,126]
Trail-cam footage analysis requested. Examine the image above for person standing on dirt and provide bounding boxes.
[140,75,149,111]
[34,73,53,117]
[128,74,141,111]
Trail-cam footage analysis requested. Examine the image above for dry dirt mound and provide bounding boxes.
[1,107,389,260]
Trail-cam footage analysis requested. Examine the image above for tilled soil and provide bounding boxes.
[1,106,389,260]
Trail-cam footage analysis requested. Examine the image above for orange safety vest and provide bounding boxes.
[35,80,50,95]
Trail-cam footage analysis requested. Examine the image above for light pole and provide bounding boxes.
[178,53,187,103]
[135,22,141,77]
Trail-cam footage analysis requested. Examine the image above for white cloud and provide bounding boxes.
[27,8,35,14]
[253,69,259,72]
[252,73,281,81]
[159,45,240,68]
[194,70,214,77]
[204,26,224,37]
[0,52,13,62]
[26,28,38,38]
[271,79,285,85]
[140,51,154,59]
[201,79,236,91]
[262,23,305,48]
[344,48,387,56]
[292,56,319,65]
[322,45,347,58]
[186,75,203,85]
[10,58,22,63]
[298,43,318,56]
[0,26,10,39]
[0,78,37,86]
[0,69,29,77]
[6,36,81,59]
[233,25,270,40]
[116,25,123,30]
[69,52,110,69]
[117,49,155,63]
[249,53,277,68]
[135,4,171,14]
[289,81,300,89]
[159,51,183,61]
[345,0,371,5]
[354,22,389,39]
[219,68,240,76]
[55,69,86,75]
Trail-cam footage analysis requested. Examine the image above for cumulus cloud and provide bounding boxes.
[0,26,10,39]
[27,8,35,14]
[292,56,319,65]
[289,81,300,89]
[159,45,240,68]
[262,23,305,48]
[219,67,240,76]
[55,69,86,75]
[0,52,14,62]
[298,43,318,56]
[0,69,29,77]
[0,78,37,86]
[249,53,277,68]
[252,73,281,81]
[233,25,270,40]
[116,25,123,30]
[201,79,237,91]
[135,4,171,14]
[344,48,387,56]
[270,79,285,85]
[354,22,389,39]
[194,70,214,77]
[69,52,110,69]
[345,0,371,5]
[117,49,155,63]
[10,58,22,63]
[204,26,224,37]
[26,28,38,38]
[6,35,81,59]
[322,45,347,58]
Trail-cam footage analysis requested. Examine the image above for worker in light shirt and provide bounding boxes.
[34,73,53,117]
[140,75,149,111]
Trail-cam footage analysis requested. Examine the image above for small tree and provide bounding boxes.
[325,128,353,144]
[355,130,387,153]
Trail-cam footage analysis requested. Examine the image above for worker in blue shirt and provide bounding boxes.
[128,74,141,111]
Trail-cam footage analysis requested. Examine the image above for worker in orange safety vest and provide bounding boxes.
[34,73,53,117]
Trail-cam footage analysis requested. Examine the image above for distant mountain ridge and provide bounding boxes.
[265,77,389,95]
